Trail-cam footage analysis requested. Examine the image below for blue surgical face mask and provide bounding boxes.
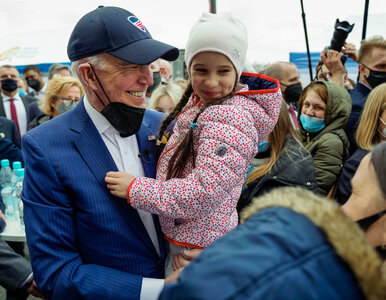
[258,140,270,153]
[300,113,325,133]
[18,89,25,96]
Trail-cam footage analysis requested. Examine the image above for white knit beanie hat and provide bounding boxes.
[185,12,248,78]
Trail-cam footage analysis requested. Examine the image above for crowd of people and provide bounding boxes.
[0,5,385,300]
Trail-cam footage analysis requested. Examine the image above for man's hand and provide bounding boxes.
[105,171,136,199]
[172,248,203,270]
[27,280,45,299]
[342,42,358,62]
[321,49,345,75]
[320,49,346,86]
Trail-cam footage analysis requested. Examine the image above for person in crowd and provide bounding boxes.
[0,117,21,148]
[145,59,162,103]
[316,42,358,87]
[345,77,357,90]
[173,77,188,90]
[0,136,23,167]
[148,83,184,114]
[316,52,348,87]
[22,65,46,100]
[47,63,72,80]
[264,61,302,129]
[0,65,36,138]
[0,209,43,300]
[28,63,73,122]
[27,75,83,130]
[342,142,386,260]
[237,102,318,213]
[297,81,351,195]
[160,59,173,84]
[344,36,386,154]
[21,6,180,299]
[159,187,386,300]
[16,79,28,96]
[337,82,386,204]
[105,12,281,277]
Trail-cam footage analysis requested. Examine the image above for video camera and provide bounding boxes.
[325,19,355,64]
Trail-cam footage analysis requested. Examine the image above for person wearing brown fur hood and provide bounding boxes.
[160,187,386,300]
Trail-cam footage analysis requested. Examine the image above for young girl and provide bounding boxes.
[105,12,281,276]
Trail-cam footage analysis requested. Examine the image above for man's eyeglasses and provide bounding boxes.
[57,97,80,106]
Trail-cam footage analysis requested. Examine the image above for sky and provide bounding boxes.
[0,0,385,67]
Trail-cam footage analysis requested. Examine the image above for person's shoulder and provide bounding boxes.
[144,108,166,122]
[27,110,72,138]
[317,131,346,151]
[21,94,37,103]
[0,116,15,125]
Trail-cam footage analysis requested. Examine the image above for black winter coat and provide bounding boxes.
[238,136,318,213]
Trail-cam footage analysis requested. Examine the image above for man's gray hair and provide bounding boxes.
[48,63,72,80]
[71,54,107,80]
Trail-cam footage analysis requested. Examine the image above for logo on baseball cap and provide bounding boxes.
[67,6,179,64]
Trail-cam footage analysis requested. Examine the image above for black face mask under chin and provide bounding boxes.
[89,64,145,138]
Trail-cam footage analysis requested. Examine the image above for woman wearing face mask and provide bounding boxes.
[297,81,351,195]
[237,102,318,213]
[337,83,386,204]
[27,75,84,130]
[341,142,386,260]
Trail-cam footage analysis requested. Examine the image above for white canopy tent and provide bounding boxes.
[0,27,72,73]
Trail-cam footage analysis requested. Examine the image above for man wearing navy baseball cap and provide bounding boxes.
[21,6,180,299]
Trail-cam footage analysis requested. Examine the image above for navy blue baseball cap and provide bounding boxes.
[67,6,179,64]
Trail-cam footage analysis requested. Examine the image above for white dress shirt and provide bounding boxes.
[83,96,164,299]
[1,92,27,136]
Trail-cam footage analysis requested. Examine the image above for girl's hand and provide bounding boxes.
[105,171,136,199]
[172,249,203,270]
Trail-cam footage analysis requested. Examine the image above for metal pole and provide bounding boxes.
[209,0,216,13]
[300,0,313,81]
[362,0,370,40]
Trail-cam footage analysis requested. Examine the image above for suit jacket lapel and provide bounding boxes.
[70,101,158,254]
[136,110,158,178]
[0,95,6,118]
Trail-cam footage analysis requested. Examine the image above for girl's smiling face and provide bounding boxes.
[190,51,236,105]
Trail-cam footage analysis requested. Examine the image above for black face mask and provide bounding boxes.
[89,64,145,138]
[1,78,18,92]
[27,79,41,91]
[146,71,161,94]
[363,65,386,89]
[283,82,302,104]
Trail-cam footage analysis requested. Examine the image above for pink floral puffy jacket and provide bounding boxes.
[129,73,281,247]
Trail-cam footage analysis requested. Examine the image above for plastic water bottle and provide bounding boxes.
[15,169,24,228]
[0,159,12,188]
[11,161,22,186]
[1,185,14,219]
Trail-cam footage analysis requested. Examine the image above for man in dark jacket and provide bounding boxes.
[0,207,43,299]
[0,65,37,137]
[344,36,386,154]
